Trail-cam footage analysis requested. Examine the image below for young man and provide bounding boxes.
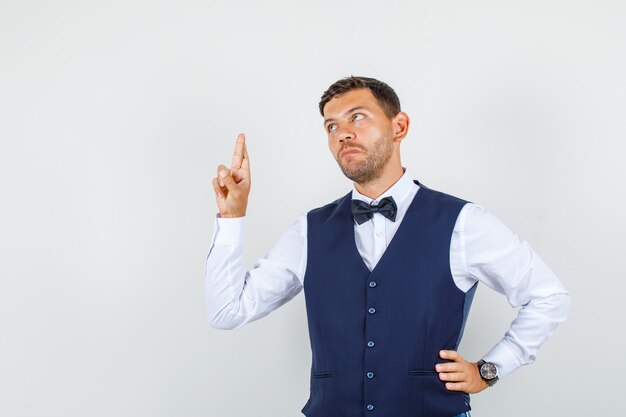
[206,76,571,417]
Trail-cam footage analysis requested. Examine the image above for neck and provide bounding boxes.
[354,164,405,200]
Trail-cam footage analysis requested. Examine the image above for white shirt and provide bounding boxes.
[205,168,571,379]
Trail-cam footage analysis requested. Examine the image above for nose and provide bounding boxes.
[336,125,355,142]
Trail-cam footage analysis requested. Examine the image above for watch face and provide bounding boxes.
[480,362,498,380]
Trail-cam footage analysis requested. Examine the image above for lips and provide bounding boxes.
[340,148,361,158]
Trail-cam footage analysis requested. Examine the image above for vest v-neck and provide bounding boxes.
[345,180,425,275]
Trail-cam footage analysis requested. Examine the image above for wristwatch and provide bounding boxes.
[476,359,499,387]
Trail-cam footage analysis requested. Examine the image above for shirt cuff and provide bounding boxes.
[482,339,524,380]
[212,213,245,246]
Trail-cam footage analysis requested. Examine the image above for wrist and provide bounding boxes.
[476,359,499,387]
[218,211,246,218]
[214,213,245,245]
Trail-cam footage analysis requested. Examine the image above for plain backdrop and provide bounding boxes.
[1,1,624,416]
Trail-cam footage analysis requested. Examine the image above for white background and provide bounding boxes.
[1,1,624,416]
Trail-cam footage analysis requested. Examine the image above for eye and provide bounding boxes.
[352,113,364,122]
[327,123,337,132]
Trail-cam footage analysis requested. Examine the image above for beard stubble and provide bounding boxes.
[336,130,394,184]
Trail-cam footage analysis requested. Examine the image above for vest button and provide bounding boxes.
[368,307,376,314]
[366,371,374,379]
[366,404,374,411]
[369,281,377,288]
[367,340,375,348]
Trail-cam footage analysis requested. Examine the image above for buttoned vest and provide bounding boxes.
[301,181,476,417]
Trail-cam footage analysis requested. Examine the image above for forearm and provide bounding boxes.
[205,215,250,329]
[205,213,306,330]
[483,292,571,378]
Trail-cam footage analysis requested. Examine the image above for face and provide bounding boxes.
[323,88,396,184]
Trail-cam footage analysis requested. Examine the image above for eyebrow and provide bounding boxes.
[323,106,370,125]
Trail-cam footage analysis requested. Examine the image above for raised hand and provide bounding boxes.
[211,133,251,218]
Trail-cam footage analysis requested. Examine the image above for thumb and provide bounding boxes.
[218,166,237,191]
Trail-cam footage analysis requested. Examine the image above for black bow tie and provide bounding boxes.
[351,196,398,225]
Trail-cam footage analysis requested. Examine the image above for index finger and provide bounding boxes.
[231,133,246,170]
[439,350,461,361]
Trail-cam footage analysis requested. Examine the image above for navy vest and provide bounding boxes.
[301,181,477,417]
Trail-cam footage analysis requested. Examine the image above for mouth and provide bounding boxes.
[340,148,361,158]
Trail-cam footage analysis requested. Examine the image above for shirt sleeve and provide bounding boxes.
[452,203,571,379]
[204,211,308,330]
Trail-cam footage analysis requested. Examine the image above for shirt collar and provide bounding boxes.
[351,167,417,206]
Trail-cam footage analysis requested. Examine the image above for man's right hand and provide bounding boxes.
[211,133,250,218]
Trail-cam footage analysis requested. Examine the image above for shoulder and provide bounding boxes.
[308,191,349,212]
[304,190,352,228]
[417,181,473,211]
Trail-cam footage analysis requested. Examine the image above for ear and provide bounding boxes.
[391,112,410,142]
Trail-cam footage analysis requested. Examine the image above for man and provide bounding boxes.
[205,76,571,417]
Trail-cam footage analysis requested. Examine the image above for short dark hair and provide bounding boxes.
[319,75,401,119]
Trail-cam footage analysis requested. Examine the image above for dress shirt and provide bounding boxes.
[205,168,571,379]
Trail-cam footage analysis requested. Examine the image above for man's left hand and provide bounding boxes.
[435,350,489,394]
